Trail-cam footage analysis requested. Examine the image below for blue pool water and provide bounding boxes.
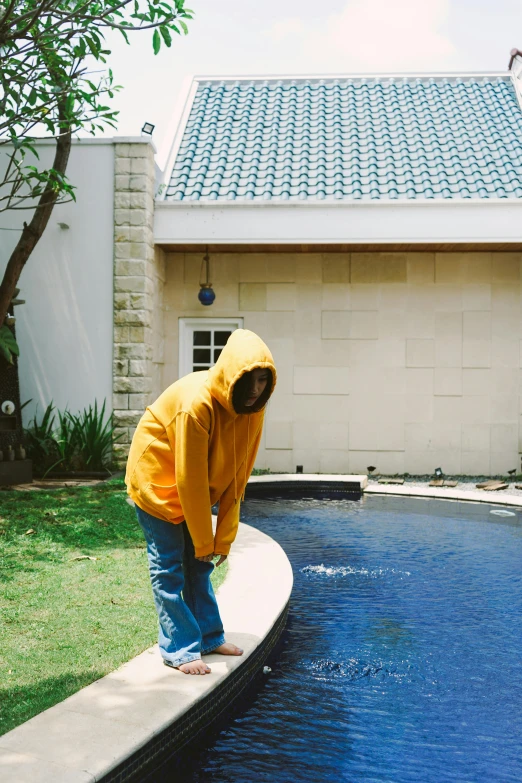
[166,495,522,782]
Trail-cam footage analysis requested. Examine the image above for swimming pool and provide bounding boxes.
[159,494,522,782]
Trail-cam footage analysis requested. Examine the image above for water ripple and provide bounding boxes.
[308,657,415,683]
[301,563,411,578]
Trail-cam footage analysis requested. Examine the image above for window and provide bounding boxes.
[179,318,243,377]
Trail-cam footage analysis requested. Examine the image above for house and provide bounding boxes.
[6,61,522,476]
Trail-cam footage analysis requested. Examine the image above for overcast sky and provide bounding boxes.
[100,0,522,165]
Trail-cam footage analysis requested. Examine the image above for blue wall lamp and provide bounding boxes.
[198,246,216,306]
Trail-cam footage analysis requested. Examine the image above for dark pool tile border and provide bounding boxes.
[100,603,289,783]
[246,480,364,499]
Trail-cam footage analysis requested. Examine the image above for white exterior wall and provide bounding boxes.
[0,140,115,423]
[162,250,522,476]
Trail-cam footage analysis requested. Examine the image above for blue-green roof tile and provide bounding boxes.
[166,76,522,202]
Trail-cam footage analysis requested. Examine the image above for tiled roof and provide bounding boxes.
[166,75,522,202]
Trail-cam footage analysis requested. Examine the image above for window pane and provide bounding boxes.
[193,348,211,363]
[193,364,211,372]
[214,330,231,346]
[214,348,223,363]
[194,331,211,346]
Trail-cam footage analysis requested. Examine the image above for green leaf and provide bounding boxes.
[0,327,17,363]
[179,19,188,34]
[160,26,172,47]
[28,144,39,158]
[85,37,100,58]
[152,28,161,54]
[0,341,13,365]
[2,330,18,352]
[2,328,15,347]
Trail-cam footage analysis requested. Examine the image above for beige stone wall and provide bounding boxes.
[112,141,164,466]
[161,250,522,476]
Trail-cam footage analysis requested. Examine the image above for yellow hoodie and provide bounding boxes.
[125,329,276,558]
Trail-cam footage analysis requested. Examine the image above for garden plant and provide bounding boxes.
[23,399,118,476]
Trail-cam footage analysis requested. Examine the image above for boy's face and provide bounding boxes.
[244,368,270,407]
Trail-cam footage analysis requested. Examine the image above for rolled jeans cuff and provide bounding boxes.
[163,653,204,668]
[201,634,226,655]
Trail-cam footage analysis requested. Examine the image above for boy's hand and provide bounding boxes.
[196,554,227,566]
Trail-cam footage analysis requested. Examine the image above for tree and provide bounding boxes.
[0,0,193,360]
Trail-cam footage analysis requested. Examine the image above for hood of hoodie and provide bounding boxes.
[208,329,277,415]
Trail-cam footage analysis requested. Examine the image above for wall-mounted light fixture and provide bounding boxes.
[141,122,155,136]
[198,246,216,306]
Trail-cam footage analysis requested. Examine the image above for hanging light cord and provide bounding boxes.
[200,245,211,287]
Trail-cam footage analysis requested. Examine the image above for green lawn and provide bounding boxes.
[0,478,228,736]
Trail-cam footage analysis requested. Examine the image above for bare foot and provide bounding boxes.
[176,659,211,675]
[212,642,244,656]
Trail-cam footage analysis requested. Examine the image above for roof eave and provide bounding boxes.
[154,199,522,246]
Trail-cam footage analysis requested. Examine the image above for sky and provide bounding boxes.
[99,0,522,166]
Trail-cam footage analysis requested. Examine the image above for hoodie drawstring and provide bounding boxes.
[233,416,251,504]
[233,418,238,504]
[242,417,250,502]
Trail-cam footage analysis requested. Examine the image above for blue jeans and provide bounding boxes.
[135,505,225,667]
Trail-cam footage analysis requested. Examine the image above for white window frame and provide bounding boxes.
[178,317,243,378]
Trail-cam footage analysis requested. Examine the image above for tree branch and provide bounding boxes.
[0,0,20,32]
[0,99,71,324]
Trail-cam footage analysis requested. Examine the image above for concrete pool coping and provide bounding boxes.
[0,521,293,783]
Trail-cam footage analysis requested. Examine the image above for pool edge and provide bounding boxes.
[364,483,522,507]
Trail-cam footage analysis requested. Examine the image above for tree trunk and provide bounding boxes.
[0,106,71,325]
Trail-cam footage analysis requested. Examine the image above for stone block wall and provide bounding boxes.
[161,250,522,476]
[112,140,164,466]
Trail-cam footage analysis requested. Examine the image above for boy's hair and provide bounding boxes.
[232,368,273,414]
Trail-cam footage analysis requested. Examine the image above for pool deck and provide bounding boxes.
[0,521,293,783]
[364,481,522,507]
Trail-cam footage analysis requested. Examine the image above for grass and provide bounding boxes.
[0,477,228,736]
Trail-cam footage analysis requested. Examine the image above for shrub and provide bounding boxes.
[23,400,119,476]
